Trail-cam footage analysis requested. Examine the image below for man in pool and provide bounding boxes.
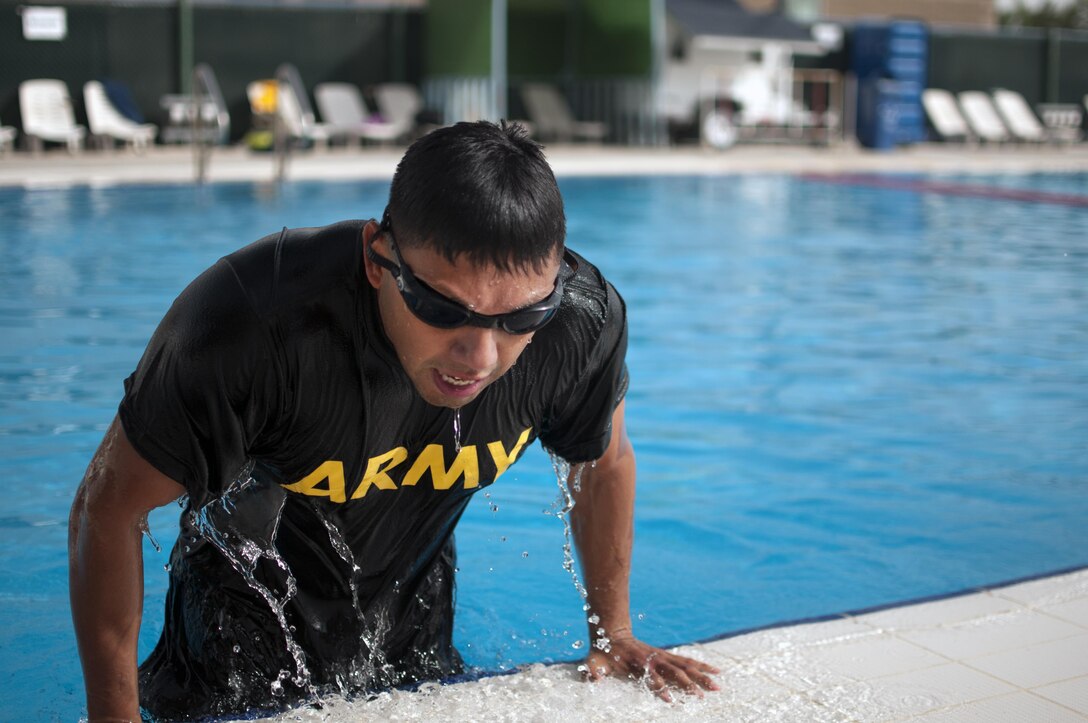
[69,121,720,720]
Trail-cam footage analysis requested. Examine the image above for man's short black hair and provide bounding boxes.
[386,120,566,273]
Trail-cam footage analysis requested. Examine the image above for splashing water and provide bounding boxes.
[186,468,317,701]
[545,450,604,652]
[177,467,414,712]
[138,517,161,553]
[452,408,462,452]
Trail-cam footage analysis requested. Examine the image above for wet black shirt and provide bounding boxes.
[118,221,628,719]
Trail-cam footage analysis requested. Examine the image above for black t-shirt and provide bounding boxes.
[119,220,628,718]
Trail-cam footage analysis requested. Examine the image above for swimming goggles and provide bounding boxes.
[366,210,574,335]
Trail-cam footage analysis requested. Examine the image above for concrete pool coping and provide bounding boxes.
[2,141,1088,188]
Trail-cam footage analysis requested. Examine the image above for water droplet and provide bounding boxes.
[139,519,161,553]
[637,613,646,621]
[452,408,462,452]
[571,640,585,650]
[500,536,507,542]
[587,613,600,625]
[163,563,171,572]
[521,551,529,558]
[233,645,241,654]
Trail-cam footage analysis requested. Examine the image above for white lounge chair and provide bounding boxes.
[314,82,404,145]
[19,79,86,153]
[992,89,1046,143]
[922,89,970,142]
[373,83,428,141]
[0,119,15,154]
[273,64,331,149]
[957,91,1010,144]
[83,81,157,151]
[1036,103,1083,144]
[520,83,607,143]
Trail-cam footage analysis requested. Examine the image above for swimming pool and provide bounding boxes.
[2,172,1086,721]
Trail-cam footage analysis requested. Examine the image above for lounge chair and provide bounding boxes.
[19,79,86,153]
[0,119,15,154]
[520,83,607,143]
[373,83,427,142]
[1036,103,1082,144]
[313,82,404,145]
[991,89,1046,143]
[272,64,331,149]
[83,81,157,151]
[957,91,1010,144]
[160,63,230,145]
[921,89,970,142]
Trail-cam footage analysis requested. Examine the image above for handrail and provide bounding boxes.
[271,62,321,183]
[272,64,294,183]
[191,63,230,184]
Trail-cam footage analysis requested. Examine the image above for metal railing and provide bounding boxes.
[191,63,230,184]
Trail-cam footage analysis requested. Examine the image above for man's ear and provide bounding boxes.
[362,219,384,289]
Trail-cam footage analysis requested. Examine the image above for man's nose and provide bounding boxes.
[450,325,500,371]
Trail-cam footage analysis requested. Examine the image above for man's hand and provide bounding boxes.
[581,633,721,702]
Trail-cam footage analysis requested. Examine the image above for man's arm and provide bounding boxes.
[69,416,186,721]
[570,399,720,701]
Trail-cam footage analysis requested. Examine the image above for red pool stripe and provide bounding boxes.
[802,173,1088,208]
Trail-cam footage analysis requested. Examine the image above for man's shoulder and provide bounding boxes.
[220,220,367,314]
[555,249,626,335]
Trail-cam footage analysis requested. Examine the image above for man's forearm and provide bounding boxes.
[570,433,637,647]
[69,481,147,720]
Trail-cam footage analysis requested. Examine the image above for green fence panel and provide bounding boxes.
[576,0,652,78]
[508,0,568,78]
[427,0,492,77]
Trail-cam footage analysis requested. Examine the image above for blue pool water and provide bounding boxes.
[2,172,1086,721]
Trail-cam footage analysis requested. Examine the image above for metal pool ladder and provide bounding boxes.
[191,63,230,184]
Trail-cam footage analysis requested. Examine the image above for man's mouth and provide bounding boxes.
[433,369,486,399]
[440,372,477,387]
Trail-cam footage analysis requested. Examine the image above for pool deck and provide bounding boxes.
[2,140,1088,188]
[10,141,1087,721]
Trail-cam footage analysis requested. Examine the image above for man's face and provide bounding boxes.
[363,221,561,409]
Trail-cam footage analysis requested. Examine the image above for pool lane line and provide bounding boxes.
[801,173,1088,208]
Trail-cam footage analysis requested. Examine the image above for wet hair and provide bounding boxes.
[386,120,566,273]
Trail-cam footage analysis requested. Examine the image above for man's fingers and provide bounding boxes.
[647,670,673,703]
[688,669,721,691]
[580,643,722,702]
[693,659,721,675]
[652,661,705,698]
